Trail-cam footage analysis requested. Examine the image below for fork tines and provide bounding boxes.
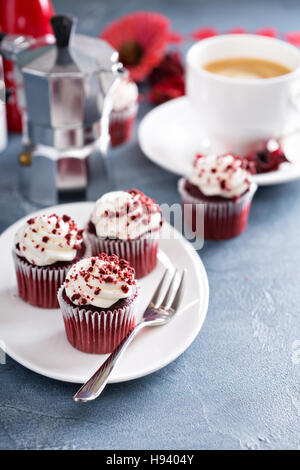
[150,268,185,311]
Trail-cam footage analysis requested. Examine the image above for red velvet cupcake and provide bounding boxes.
[13,213,89,308]
[86,189,163,278]
[178,154,257,240]
[57,253,138,354]
[109,78,138,147]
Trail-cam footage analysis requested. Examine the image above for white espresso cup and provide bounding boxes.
[186,34,300,155]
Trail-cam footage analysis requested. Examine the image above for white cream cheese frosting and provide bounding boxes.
[189,153,251,199]
[90,189,162,240]
[14,214,83,266]
[65,254,136,309]
[112,79,138,111]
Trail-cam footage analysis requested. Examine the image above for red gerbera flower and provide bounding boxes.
[167,31,184,44]
[100,12,171,82]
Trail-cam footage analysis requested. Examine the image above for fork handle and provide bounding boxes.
[73,322,145,402]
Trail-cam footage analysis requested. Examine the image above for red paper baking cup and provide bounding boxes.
[13,244,91,309]
[109,102,138,147]
[178,178,257,240]
[57,285,137,354]
[85,230,160,279]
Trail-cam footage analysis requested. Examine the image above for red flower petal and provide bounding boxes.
[255,27,278,38]
[227,27,247,34]
[167,31,184,44]
[148,76,185,105]
[284,31,300,46]
[190,27,219,40]
[100,12,170,82]
[149,51,184,85]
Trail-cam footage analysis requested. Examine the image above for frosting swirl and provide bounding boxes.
[189,153,251,199]
[90,189,162,240]
[14,214,83,266]
[65,253,136,309]
[112,79,138,111]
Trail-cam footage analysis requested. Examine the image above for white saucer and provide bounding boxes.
[138,96,300,186]
[0,202,209,384]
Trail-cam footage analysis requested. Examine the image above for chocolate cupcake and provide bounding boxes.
[13,213,89,308]
[109,78,139,147]
[86,189,163,278]
[57,253,138,354]
[178,154,257,240]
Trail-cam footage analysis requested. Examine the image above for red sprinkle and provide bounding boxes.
[220,180,227,190]
[71,293,81,302]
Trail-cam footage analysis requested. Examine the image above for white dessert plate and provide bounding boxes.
[138,96,300,186]
[0,202,209,384]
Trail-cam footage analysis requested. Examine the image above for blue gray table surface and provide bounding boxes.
[1,0,300,451]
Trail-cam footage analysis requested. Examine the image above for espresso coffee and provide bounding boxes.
[204,57,292,79]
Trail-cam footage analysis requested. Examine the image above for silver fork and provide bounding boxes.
[73,268,185,402]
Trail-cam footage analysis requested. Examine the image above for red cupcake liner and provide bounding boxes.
[85,230,160,279]
[13,244,91,309]
[109,102,138,147]
[57,286,137,354]
[178,178,257,240]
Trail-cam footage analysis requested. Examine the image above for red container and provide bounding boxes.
[13,242,90,309]
[58,286,137,354]
[178,178,257,241]
[13,253,70,308]
[86,230,160,279]
[0,0,55,131]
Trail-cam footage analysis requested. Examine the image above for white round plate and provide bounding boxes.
[0,202,209,384]
[138,96,300,186]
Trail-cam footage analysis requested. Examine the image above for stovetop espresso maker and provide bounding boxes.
[0,14,125,204]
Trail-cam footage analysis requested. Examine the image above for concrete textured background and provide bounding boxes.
[0,0,300,450]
